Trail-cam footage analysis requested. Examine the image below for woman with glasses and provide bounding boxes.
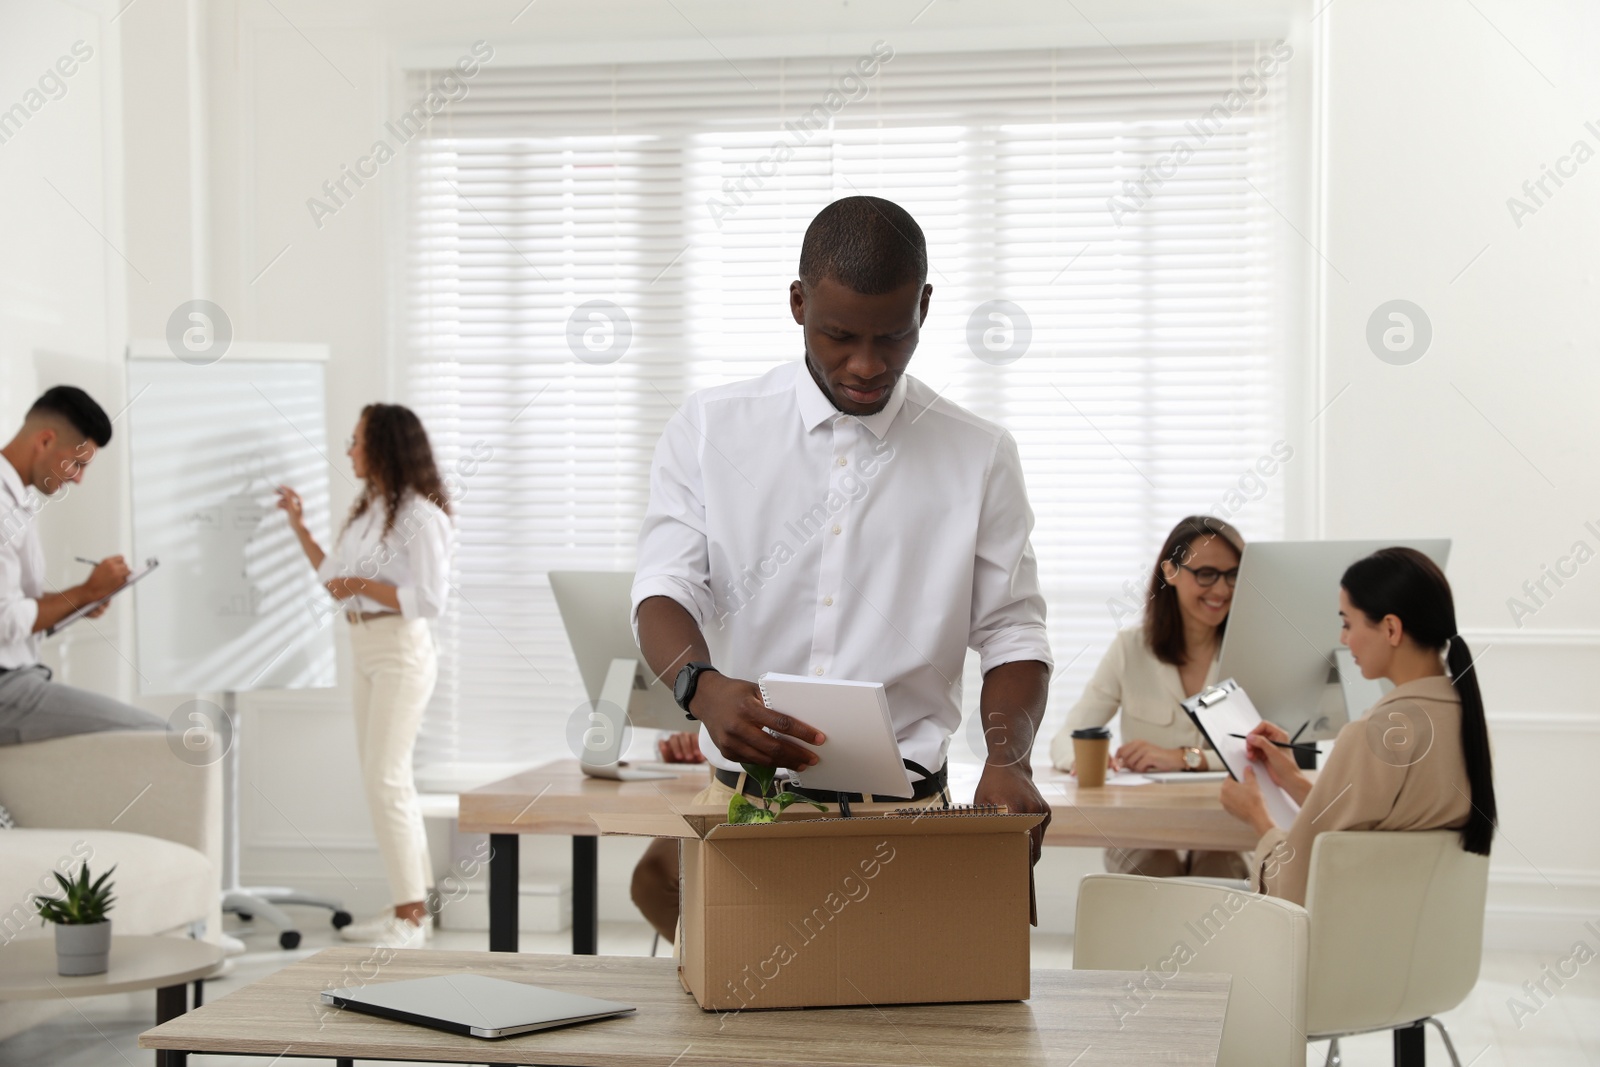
[276,404,454,948]
[1049,514,1248,878]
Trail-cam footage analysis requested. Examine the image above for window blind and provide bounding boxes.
[403,40,1291,766]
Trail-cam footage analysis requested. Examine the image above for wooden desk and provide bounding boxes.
[140,947,1230,1066]
[459,760,1257,954]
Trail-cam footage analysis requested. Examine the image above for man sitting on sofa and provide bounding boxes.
[0,385,164,745]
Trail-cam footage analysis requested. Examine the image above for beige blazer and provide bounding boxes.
[1252,674,1473,905]
[1048,627,1222,772]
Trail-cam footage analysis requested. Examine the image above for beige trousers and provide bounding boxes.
[631,774,947,944]
[348,614,437,907]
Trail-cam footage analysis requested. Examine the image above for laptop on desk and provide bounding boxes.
[321,973,635,1039]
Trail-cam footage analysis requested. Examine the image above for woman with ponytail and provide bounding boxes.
[1220,546,1496,904]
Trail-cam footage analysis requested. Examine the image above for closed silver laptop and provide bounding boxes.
[319,973,635,1039]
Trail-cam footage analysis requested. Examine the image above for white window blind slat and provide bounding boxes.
[404,40,1290,765]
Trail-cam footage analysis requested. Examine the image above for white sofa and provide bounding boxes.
[0,731,222,1042]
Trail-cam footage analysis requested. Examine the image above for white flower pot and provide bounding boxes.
[55,920,112,976]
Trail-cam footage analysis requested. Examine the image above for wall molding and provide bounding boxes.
[1488,711,1600,733]
[1463,627,1600,647]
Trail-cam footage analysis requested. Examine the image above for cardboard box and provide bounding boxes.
[595,806,1042,1011]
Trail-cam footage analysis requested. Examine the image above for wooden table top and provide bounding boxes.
[457,760,1259,853]
[140,948,1229,1066]
[0,936,225,1000]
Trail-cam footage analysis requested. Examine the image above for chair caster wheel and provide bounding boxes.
[279,930,301,950]
[331,910,353,929]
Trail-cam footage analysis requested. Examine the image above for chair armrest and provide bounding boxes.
[0,732,221,863]
[1074,873,1310,1067]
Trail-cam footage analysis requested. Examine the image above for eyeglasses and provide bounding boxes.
[1177,563,1239,588]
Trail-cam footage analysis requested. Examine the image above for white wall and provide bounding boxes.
[98,0,1596,946]
[0,0,131,699]
[1318,0,1600,948]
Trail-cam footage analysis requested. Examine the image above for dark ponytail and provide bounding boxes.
[1340,547,1496,856]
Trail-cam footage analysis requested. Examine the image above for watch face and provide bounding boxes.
[674,665,692,706]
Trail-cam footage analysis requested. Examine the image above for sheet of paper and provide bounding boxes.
[1184,681,1302,830]
[46,558,160,636]
[1104,770,1154,786]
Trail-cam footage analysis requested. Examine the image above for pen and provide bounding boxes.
[1289,720,1309,744]
[75,556,100,566]
[1230,732,1317,752]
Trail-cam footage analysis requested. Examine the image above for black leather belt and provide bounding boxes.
[715,761,948,805]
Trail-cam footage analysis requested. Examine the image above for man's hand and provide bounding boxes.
[657,731,705,764]
[83,556,130,600]
[975,763,1051,864]
[690,673,824,769]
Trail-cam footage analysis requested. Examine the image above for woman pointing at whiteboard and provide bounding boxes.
[277,403,455,948]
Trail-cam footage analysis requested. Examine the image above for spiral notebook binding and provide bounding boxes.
[887,802,1005,817]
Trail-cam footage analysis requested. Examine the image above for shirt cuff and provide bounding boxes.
[10,597,39,641]
[975,628,1054,676]
[629,576,709,643]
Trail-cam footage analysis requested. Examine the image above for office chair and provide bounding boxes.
[1074,830,1488,1067]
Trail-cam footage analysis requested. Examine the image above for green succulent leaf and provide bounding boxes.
[35,863,116,925]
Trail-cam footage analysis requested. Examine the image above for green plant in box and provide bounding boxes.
[35,863,117,925]
[728,763,828,824]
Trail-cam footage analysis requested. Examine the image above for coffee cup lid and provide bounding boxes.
[1071,727,1112,740]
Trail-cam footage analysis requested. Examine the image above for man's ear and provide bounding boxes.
[918,283,932,325]
[790,280,806,326]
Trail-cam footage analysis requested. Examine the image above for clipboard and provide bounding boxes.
[46,558,160,636]
[1181,677,1301,830]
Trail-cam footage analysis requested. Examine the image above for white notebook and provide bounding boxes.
[1182,679,1302,830]
[757,673,914,799]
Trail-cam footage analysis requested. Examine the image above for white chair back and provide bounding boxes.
[1303,830,1488,1037]
[1075,874,1309,1067]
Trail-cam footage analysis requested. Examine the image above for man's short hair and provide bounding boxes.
[798,196,928,295]
[29,386,112,447]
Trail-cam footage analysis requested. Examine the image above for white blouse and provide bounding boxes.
[317,491,454,620]
[1048,626,1221,771]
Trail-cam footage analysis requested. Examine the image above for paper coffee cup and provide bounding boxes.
[1071,727,1112,787]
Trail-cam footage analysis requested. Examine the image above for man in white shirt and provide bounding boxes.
[628,196,1053,940]
[0,387,164,744]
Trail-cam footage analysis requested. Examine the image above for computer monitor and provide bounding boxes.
[549,571,685,779]
[1217,539,1451,742]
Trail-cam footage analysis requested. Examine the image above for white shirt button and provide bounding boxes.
[831,524,842,535]
[823,595,833,606]
[814,666,824,675]
[837,457,847,467]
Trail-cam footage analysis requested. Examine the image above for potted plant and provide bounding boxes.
[35,863,117,976]
[727,764,828,824]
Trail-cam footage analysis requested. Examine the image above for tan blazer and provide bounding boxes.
[1252,674,1473,905]
[1048,627,1222,772]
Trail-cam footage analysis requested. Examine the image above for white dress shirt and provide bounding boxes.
[317,491,454,620]
[0,458,46,669]
[632,360,1053,774]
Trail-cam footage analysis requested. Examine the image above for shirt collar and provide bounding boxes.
[793,361,908,440]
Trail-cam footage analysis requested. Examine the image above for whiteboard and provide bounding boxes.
[126,350,337,694]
